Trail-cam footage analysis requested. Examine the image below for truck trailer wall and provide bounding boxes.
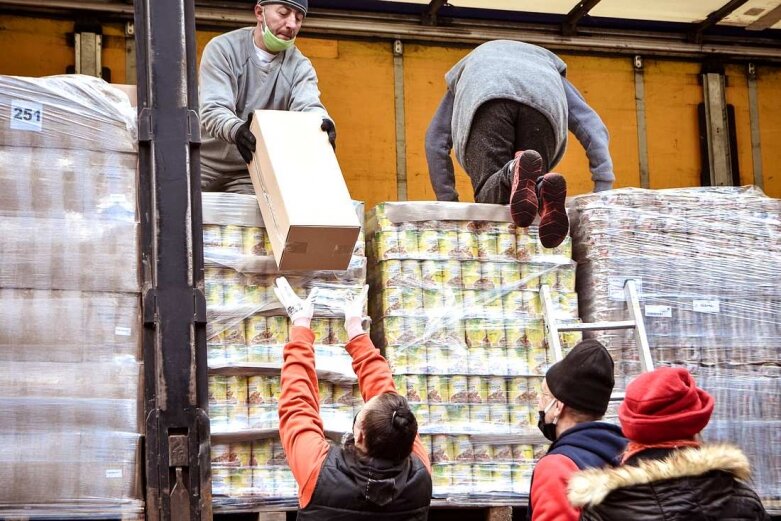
[1,14,779,205]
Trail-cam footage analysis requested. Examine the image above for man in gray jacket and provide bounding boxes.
[199,0,334,193]
[425,40,614,248]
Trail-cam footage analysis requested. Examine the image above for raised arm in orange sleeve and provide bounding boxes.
[346,333,431,473]
[278,326,331,509]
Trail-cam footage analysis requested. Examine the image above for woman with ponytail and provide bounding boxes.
[273,278,432,520]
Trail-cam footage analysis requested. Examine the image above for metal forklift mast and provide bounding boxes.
[134,1,212,520]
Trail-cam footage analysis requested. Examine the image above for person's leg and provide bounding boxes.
[512,107,568,248]
[462,99,518,204]
[512,105,556,174]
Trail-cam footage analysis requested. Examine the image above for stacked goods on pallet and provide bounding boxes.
[366,201,581,502]
[203,193,366,509]
[0,75,143,517]
[570,187,781,508]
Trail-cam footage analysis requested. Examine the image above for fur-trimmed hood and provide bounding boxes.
[568,444,752,508]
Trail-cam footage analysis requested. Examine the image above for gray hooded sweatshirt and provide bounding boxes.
[199,27,330,193]
[425,40,614,201]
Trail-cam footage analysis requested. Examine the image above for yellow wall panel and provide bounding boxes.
[102,24,129,85]
[403,43,472,202]
[557,54,638,194]
[0,16,72,76]
[643,60,702,189]
[725,65,754,187]
[757,66,781,198]
[305,39,397,211]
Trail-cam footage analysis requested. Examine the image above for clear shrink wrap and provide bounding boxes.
[570,187,781,507]
[366,201,582,502]
[204,193,366,510]
[0,431,141,516]
[0,74,136,153]
[0,75,143,518]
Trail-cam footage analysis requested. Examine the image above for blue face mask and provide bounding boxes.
[261,10,296,52]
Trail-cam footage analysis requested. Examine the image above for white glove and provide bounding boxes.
[343,285,369,340]
[273,277,318,328]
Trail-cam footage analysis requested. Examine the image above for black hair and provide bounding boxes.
[361,392,417,463]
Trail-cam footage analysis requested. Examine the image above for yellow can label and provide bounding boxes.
[500,263,521,289]
[487,376,507,404]
[472,443,493,462]
[419,229,441,257]
[477,232,497,260]
[467,376,488,404]
[497,233,517,260]
[427,375,447,403]
[439,231,460,259]
[247,376,269,405]
[448,375,469,403]
[479,262,501,290]
[266,316,289,344]
[382,288,404,316]
[221,225,243,252]
[400,259,422,281]
[446,403,469,426]
[203,224,223,249]
[242,227,265,256]
[405,374,427,403]
[251,439,274,466]
[397,229,420,257]
[432,435,454,463]
[376,231,399,260]
[381,260,403,288]
[451,435,474,462]
[457,231,478,259]
[461,261,481,289]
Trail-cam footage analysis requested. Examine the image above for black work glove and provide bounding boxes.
[235,113,256,164]
[321,118,336,150]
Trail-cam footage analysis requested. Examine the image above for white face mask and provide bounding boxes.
[538,398,559,441]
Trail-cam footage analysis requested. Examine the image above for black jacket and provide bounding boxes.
[567,444,770,521]
[297,439,432,520]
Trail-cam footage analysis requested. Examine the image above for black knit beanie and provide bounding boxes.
[546,339,615,416]
[258,0,308,16]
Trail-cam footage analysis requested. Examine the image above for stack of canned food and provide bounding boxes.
[202,194,367,507]
[211,438,297,499]
[421,435,548,496]
[570,187,781,507]
[366,202,583,499]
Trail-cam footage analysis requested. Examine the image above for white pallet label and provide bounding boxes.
[10,100,44,131]
[693,299,720,314]
[645,305,672,318]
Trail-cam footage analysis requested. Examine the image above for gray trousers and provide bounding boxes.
[463,99,556,204]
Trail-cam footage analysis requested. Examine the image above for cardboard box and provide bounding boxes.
[248,110,360,271]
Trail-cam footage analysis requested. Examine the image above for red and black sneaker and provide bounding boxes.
[509,149,543,227]
[538,173,569,249]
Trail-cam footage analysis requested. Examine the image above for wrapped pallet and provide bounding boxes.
[0,75,143,518]
[202,193,367,510]
[570,186,781,509]
[366,201,581,502]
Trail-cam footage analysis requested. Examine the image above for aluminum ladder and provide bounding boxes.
[540,279,654,399]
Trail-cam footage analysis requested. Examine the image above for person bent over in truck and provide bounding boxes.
[273,277,432,520]
[199,0,335,193]
[426,40,615,248]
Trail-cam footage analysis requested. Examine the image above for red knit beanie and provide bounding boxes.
[619,367,714,444]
